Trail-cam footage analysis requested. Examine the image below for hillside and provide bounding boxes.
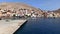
[0,3,42,11]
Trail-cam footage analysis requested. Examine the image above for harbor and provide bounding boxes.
[14,18,60,34]
[0,19,27,34]
[0,2,60,34]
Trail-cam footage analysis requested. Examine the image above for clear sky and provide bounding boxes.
[0,0,60,10]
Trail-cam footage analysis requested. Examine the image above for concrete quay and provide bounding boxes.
[0,19,27,34]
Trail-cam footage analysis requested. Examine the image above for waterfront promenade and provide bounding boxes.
[0,19,27,34]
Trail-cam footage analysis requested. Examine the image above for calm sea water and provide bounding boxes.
[14,18,60,34]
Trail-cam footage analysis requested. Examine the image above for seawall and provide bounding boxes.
[13,20,28,34]
[0,19,27,34]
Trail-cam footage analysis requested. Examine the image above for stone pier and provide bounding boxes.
[0,19,27,34]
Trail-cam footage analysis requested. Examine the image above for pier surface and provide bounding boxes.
[0,19,27,34]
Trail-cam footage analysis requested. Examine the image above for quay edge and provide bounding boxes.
[0,19,27,34]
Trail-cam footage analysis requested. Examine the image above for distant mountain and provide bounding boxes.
[51,9,60,13]
[47,8,60,13]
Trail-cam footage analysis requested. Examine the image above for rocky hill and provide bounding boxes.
[52,9,60,13]
[0,3,42,11]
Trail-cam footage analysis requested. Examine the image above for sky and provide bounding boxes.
[0,0,60,10]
